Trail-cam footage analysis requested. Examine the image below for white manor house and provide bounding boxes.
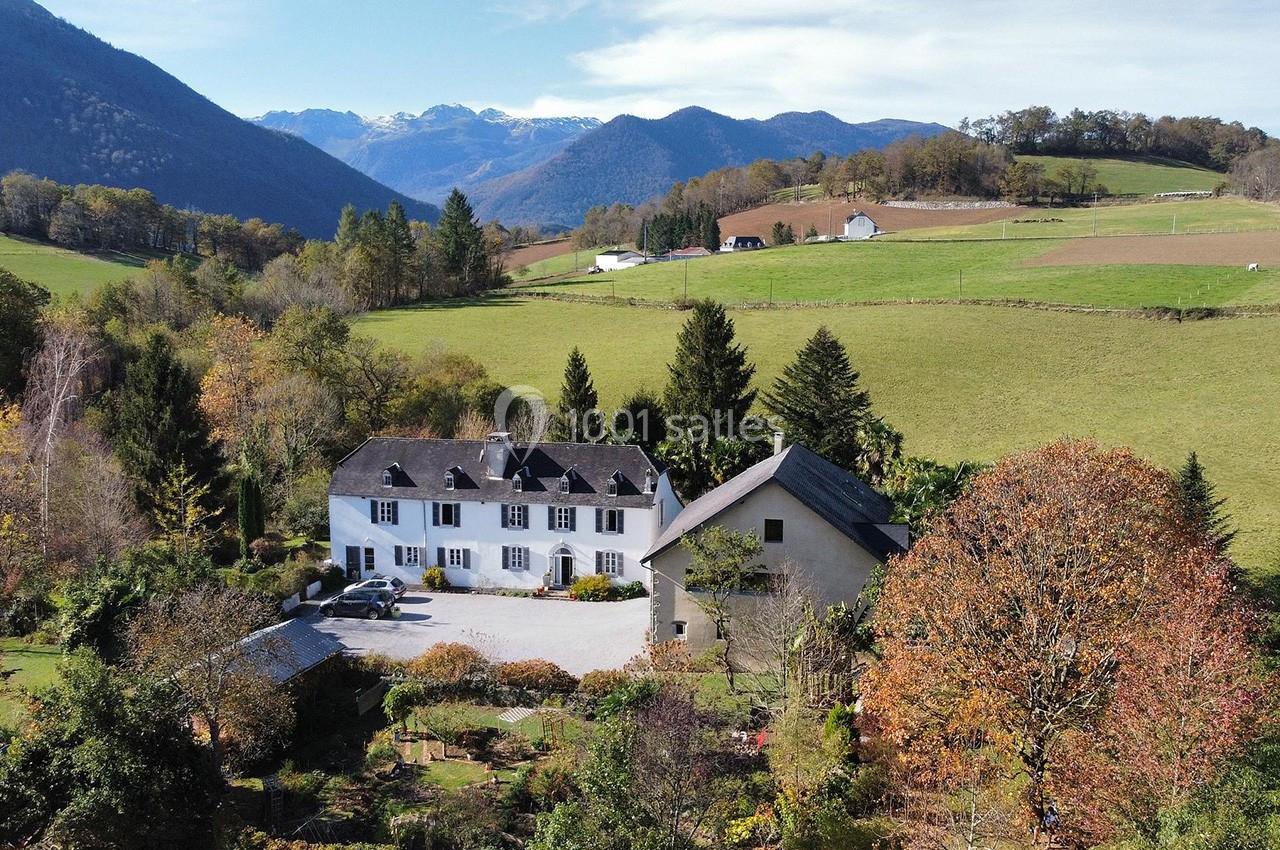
[328,433,682,590]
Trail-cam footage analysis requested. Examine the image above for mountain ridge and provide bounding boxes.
[0,0,436,238]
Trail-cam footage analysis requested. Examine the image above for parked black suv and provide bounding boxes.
[319,588,397,620]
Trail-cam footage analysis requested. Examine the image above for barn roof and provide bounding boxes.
[237,619,345,685]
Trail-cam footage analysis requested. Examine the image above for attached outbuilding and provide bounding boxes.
[843,210,878,240]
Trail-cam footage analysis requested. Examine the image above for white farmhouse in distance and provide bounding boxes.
[843,210,878,240]
[328,434,682,591]
[594,249,646,271]
[721,235,765,252]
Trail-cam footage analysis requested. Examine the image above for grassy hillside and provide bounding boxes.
[878,197,1279,240]
[521,237,1280,309]
[511,246,603,281]
[0,233,142,296]
[1014,154,1224,196]
[355,297,1280,573]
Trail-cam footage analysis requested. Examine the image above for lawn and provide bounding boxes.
[0,638,61,727]
[1014,154,1225,196]
[879,197,1280,241]
[356,297,1280,574]
[0,233,146,297]
[519,238,1280,309]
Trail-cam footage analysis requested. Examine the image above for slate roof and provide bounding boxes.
[238,619,344,685]
[330,437,663,509]
[643,444,906,563]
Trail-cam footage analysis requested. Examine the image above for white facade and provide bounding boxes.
[843,212,877,240]
[329,469,681,591]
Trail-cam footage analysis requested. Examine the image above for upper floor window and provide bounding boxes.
[598,507,623,534]
[505,504,527,529]
[377,500,396,524]
[444,471,455,490]
[764,518,784,542]
[554,506,574,531]
[672,621,687,641]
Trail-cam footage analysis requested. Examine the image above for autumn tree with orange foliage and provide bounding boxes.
[861,440,1268,848]
[198,314,267,462]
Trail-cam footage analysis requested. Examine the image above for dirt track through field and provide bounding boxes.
[718,200,1023,239]
[1024,231,1280,267]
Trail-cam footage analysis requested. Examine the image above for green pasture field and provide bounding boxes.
[511,246,603,281]
[355,297,1280,575]
[1013,154,1225,196]
[519,237,1280,309]
[0,233,146,297]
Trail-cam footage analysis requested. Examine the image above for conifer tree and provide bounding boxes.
[436,189,486,281]
[334,203,359,253]
[763,326,873,472]
[237,473,265,558]
[1176,451,1235,552]
[555,347,602,442]
[109,332,223,514]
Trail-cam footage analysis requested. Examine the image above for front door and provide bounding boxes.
[345,546,361,581]
[556,553,574,586]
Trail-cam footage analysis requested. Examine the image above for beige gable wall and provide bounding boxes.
[646,480,883,653]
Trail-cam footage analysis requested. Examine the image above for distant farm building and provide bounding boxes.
[663,246,713,260]
[721,235,765,252]
[843,211,878,240]
[595,250,646,271]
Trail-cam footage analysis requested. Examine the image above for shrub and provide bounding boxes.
[490,731,534,764]
[383,682,428,730]
[577,669,631,697]
[406,642,489,684]
[614,580,646,600]
[414,702,467,745]
[495,659,579,692]
[249,532,286,565]
[281,469,331,540]
[422,566,450,590]
[568,573,613,601]
[320,564,346,591]
[356,652,406,677]
[597,677,661,718]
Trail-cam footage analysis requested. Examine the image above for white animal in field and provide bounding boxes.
[1247,263,1260,271]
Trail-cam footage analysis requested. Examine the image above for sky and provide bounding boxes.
[36,0,1280,132]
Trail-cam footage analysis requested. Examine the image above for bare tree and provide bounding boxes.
[47,424,146,567]
[129,586,294,774]
[21,318,96,557]
[736,559,816,717]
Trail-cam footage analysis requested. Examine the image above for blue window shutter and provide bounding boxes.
[391,501,399,525]
[500,505,508,529]
[370,500,378,523]
[617,510,624,534]
[595,551,603,574]
[502,546,510,570]
[436,547,445,568]
[569,507,577,531]
[462,549,471,569]
[432,502,440,526]
[595,509,603,533]
[394,545,403,566]
[548,506,555,530]
[453,503,461,527]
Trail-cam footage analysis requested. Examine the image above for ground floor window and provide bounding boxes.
[447,547,468,569]
[598,550,621,575]
[405,546,420,567]
[363,547,375,571]
[672,621,687,640]
[508,546,526,571]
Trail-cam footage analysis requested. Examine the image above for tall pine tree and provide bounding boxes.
[555,347,603,442]
[663,300,757,495]
[334,204,360,253]
[1176,451,1235,552]
[762,325,873,471]
[109,332,223,514]
[436,189,486,282]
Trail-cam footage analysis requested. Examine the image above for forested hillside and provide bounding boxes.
[0,0,436,237]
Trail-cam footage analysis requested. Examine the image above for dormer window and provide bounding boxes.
[643,468,656,494]
[512,473,523,493]
[444,472,455,491]
[382,470,393,487]
[606,470,623,497]
[559,475,571,495]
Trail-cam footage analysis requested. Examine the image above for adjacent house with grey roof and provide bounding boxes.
[329,433,682,590]
[642,442,908,655]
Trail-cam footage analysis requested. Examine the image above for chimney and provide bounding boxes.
[483,432,511,479]
[773,431,785,456]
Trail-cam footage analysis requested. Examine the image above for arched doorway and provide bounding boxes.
[551,546,574,587]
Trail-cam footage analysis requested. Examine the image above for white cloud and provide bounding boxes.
[38,0,261,52]
[503,0,1280,129]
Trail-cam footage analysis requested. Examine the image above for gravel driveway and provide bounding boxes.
[307,591,649,675]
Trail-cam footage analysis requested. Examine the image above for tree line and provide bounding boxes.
[961,105,1270,170]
